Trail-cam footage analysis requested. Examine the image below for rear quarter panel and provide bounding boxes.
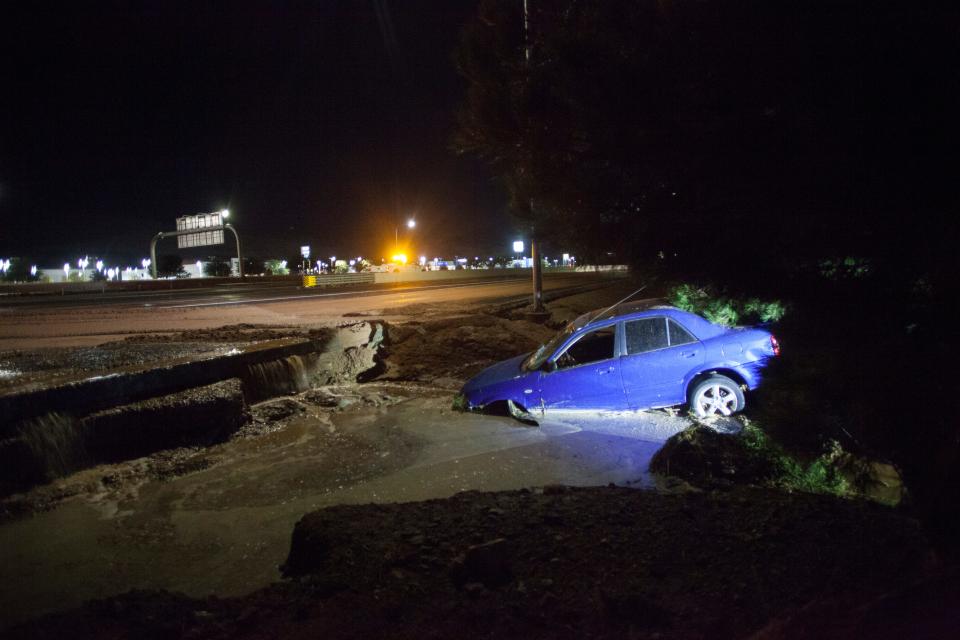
[693,328,775,390]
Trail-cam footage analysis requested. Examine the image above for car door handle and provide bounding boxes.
[597,366,615,375]
[681,351,698,358]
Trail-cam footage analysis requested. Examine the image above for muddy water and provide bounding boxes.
[0,385,679,631]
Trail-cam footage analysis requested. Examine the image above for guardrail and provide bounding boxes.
[302,273,375,288]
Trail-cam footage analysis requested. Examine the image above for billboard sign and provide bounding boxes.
[300,245,311,259]
[176,212,225,249]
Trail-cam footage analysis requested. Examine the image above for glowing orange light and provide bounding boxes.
[391,253,408,264]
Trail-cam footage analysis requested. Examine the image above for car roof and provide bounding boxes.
[573,299,727,340]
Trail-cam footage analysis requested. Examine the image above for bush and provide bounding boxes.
[650,422,853,498]
[740,424,850,496]
[264,259,289,276]
[668,283,785,326]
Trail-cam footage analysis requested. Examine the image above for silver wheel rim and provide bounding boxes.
[694,383,738,417]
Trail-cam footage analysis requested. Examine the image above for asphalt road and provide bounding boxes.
[0,273,607,348]
[0,275,526,311]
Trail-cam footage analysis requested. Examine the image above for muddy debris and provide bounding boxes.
[0,445,215,523]
[8,485,941,639]
[378,314,555,385]
[250,399,307,424]
[650,424,778,487]
[301,388,340,408]
[312,322,387,385]
[0,379,246,498]
[0,326,335,390]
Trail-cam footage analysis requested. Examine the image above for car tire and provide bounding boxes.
[690,375,745,418]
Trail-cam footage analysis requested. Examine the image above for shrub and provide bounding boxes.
[667,283,785,326]
[264,259,289,276]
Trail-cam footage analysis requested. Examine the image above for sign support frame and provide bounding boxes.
[149,224,243,279]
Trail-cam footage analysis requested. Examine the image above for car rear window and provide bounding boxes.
[625,318,668,354]
[668,319,697,346]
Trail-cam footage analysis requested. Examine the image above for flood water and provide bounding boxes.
[0,384,688,631]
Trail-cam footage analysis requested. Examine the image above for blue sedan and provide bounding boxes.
[460,303,780,421]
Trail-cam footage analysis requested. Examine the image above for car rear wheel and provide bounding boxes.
[690,375,744,418]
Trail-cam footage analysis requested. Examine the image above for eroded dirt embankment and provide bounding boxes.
[5,485,945,640]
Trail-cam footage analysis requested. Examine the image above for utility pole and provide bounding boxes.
[524,0,544,312]
[531,226,544,311]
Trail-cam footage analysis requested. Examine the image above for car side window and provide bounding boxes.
[555,326,616,369]
[624,318,668,355]
[668,319,697,346]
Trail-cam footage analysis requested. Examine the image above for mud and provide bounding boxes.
[0,325,333,390]
[1,279,689,631]
[0,377,689,631]
[379,315,555,386]
[0,379,247,497]
[6,485,941,640]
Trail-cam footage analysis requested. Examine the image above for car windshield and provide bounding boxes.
[522,322,577,371]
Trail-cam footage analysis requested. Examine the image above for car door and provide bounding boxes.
[620,317,704,409]
[537,324,627,412]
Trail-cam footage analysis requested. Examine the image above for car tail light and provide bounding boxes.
[770,335,781,356]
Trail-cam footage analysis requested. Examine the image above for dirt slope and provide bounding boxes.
[6,485,943,640]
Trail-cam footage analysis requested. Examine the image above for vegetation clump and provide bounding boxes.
[739,423,850,497]
[653,420,904,505]
[667,283,785,326]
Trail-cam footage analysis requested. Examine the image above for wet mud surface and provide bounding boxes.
[0,325,326,390]
[378,315,555,387]
[6,485,944,640]
[0,379,682,631]
[8,281,951,637]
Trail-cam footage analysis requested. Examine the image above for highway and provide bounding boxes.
[0,273,610,348]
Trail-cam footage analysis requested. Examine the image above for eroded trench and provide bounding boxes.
[0,322,389,499]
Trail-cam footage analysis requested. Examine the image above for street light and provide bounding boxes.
[395,218,416,251]
[221,209,230,219]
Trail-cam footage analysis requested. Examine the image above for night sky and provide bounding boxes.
[0,0,510,265]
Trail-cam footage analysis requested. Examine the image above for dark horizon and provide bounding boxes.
[0,0,519,266]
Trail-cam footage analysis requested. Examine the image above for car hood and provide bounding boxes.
[462,353,529,394]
